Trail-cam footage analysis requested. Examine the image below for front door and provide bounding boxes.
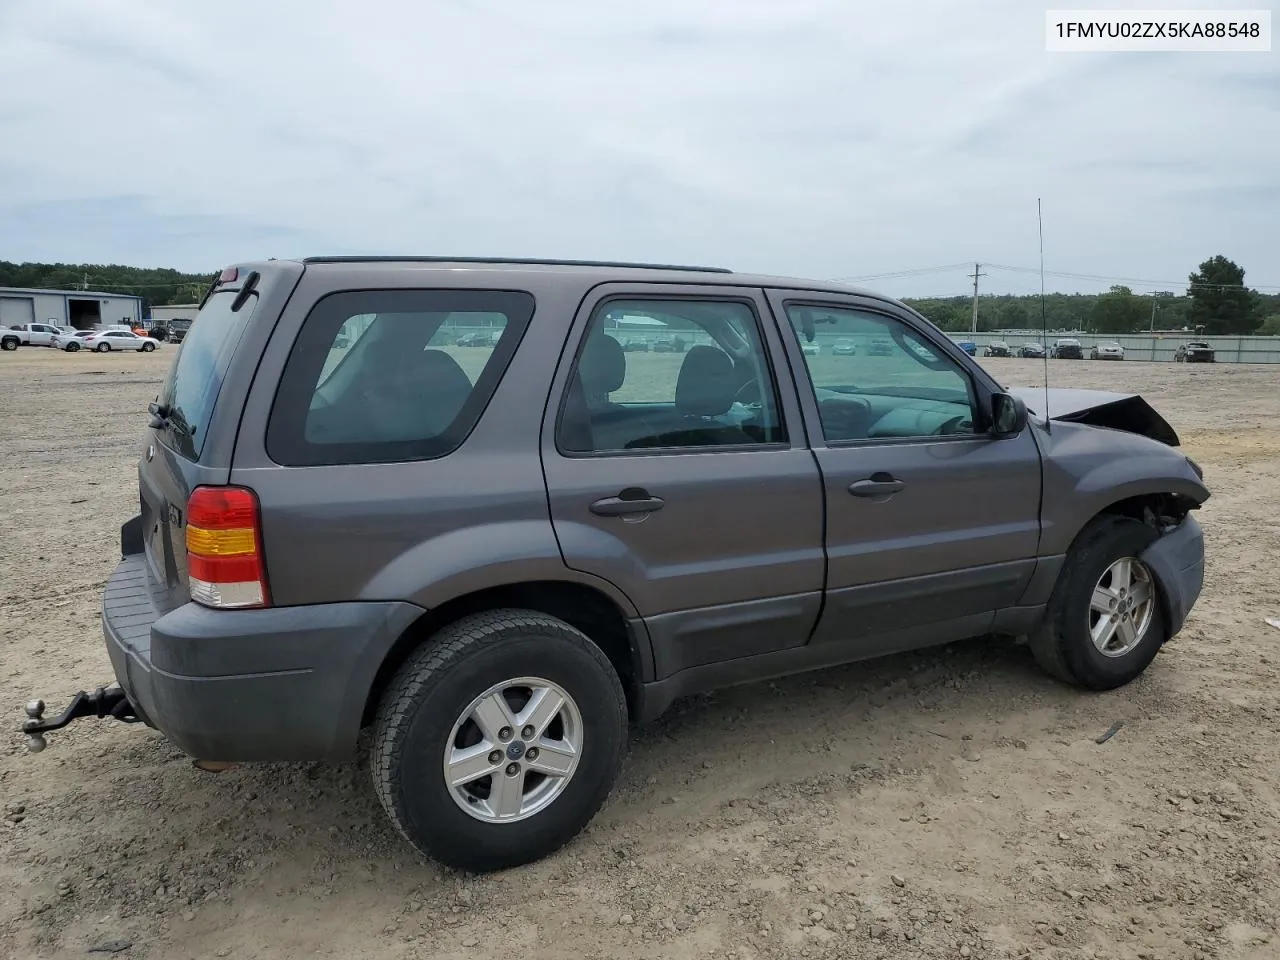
[767,292,1043,654]
[541,285,825,679]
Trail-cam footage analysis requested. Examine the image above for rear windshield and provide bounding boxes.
[157,291,257,461]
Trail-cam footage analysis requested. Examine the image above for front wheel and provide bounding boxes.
[96,342,110,352]
[142,342,156,352]
[372,610,628,872]
[1028,516,1166,690]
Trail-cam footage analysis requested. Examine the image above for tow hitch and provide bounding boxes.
[21,685,141,753]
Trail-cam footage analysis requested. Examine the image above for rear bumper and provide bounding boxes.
[1139,513,1205,638]
[104,555,423,761]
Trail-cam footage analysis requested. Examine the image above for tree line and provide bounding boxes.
[906,256,1279,337]
[2,254,1276,335]
[0,261,213,309]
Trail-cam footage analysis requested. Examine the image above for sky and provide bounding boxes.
[0,0,1276,299]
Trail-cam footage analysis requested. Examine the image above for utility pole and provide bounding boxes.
[969,263,987,334]
[1150,297,1158,332]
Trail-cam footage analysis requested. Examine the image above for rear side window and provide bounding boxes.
[266,289,535,466]
[158,291,258,461]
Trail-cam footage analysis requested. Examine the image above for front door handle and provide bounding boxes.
[590,490,666,517]
[848,474,905,498]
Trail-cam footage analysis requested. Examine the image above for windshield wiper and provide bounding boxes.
[147,402,192,438]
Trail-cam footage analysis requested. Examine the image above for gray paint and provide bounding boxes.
[102,257,1209,760]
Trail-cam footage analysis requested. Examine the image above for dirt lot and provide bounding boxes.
[2,347,1278,960]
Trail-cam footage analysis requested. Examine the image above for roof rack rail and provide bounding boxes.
[300,255,733,274]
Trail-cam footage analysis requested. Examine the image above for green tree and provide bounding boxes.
[1186,255,1259,334]
[1259,315,1280,336]
[1089,285,1147,333]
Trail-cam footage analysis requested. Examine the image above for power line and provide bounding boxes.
[985,263,1280,292]
[828,262,974,283]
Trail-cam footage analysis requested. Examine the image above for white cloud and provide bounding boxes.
[0,0,1275,295]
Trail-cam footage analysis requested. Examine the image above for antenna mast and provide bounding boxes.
[1037,199,1051,435]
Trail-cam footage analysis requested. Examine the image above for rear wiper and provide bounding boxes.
[147,402,191,438]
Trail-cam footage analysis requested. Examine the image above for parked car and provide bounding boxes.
[1050,337,1083,359]
[868,336,893,356]
[801,340,820,356]
[50,330,92,351]
[1018,342,1046,359]
[955,339,977,356]
[166,319,193,344]
[22,257,1208,875]
[5,322,63,347]
[619,337,650,352]
[81,329,160,352]
[1174,341,1215,363]
[1091,341,1125,361]
[651,336,688,353]
[831,338,857,356]
[983,340,1011,358]
[455,331,499,347]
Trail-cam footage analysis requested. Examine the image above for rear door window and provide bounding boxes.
[156,290,258,461]
[265,289,535,466]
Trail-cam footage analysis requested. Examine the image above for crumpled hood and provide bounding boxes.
[1008,387,1180,447]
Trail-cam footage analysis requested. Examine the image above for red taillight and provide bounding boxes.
[185,486,269,609]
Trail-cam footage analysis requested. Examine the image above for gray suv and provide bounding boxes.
[23,257,1208,873]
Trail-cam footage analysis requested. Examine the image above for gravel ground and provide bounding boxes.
[1,347,1277,960]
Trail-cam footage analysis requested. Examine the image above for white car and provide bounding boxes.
[81,329,160,353]
[51,330,93,352]
[1091,341,1125,361]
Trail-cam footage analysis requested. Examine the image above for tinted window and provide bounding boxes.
[784,304,978,442]
[158,291,259,461]
[266,289,535,466]
[558,298,786,454]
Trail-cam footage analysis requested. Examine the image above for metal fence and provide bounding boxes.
[951,331,1280,364]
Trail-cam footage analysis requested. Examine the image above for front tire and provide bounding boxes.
[1029,516,1167,690]
[142,342,156,352]
[372,610,628,872]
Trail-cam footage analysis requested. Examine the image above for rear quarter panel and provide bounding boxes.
[226,265,616,610]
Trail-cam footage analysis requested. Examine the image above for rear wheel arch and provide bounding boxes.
[361,579,646,728]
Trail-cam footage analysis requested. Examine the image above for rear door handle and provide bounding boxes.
[590,491,666,517]
[848,474,905,498]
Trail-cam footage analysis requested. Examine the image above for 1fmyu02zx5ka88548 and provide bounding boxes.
[20,256,1209,873]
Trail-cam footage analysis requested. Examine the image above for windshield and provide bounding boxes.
[157,291,257,461]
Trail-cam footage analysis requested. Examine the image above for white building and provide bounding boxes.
[0,286,144,331]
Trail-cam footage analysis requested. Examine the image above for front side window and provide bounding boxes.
[266,289,534,466]
[557,298,786,454]
[784,304,978,442]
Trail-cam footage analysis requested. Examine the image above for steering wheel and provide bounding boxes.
[733,378,762,407]
[934,414,972,436]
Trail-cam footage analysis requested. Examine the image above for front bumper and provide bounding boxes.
[103,554,423,761]
[1139,513,1205,638]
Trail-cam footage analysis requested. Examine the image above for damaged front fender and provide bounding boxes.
[1008,387,1180,447]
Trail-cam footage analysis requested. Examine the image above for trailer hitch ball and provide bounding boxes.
[24,700,48,753]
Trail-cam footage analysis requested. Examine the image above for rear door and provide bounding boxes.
[138,265,301,612]
[767,291,1043,655]
[541,283,825,678]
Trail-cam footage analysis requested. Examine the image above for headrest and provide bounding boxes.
[675,345,738,417]
[579,332,625,397]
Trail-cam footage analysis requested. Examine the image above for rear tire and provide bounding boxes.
[66,342,80,352]
[1,337,16,351]
[1029,516,1167,690]
[96,342,110,352]
[372,610,628,872]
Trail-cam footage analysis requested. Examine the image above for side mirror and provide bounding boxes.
[990,392,1028,438]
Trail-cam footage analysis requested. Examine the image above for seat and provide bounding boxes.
[361,347,475,442]
[626,345,755,448]
[559,332,627,453]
